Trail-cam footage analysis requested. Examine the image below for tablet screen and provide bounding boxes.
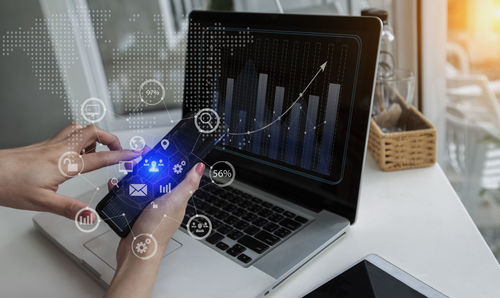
[304,260,425,298]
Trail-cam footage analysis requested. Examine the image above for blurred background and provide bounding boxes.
[0,0,499,262]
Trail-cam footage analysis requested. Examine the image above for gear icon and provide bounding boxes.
[135,241,147,254]
[131,233,157,260]
[173,163,183,174]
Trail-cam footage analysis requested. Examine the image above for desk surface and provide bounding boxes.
[0,153,499,297]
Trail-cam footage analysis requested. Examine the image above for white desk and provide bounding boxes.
[0,156,499,297]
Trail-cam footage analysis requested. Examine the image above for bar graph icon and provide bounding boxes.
[78,214,92,226]
[159,183,172,194]
[75,207,100,233]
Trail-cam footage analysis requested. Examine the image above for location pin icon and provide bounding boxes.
[161,139,169,150]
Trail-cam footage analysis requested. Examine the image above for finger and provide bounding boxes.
[26,123,82,148]
[82,150,141,173]
[142,145,152,156]
[49,122,83,144]
[84,141,97,154]
[72,125,122,153]
[159,163,204,207]
[40,191,89,221]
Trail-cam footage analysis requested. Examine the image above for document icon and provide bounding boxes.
[129,184,147,196]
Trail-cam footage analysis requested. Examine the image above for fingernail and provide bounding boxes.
[195,163,205,176]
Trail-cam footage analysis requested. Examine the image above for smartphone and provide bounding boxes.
[303,254,448,298]
[96,117,223,237]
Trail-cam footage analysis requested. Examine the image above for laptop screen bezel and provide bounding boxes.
[183,11,381,224]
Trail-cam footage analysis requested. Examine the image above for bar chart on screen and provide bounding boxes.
[192,28,360,181]
[218,59,342,176]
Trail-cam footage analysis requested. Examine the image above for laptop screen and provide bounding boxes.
[184,12,380,223]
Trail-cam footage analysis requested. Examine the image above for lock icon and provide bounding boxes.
[63,157,78,173]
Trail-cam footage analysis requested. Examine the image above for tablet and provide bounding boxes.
[304,254,448,298]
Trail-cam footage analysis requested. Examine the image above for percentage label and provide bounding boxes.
[139,79,165,105]
[210,161,235,187]
[212,169,232,178]
[145,89,160,96]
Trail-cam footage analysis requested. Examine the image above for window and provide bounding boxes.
[444,0,500,262]
[86,0,206,115]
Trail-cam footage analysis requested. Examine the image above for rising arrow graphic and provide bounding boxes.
[227,61,328,136]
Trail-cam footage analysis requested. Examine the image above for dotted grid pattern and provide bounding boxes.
[311,43,335,170]
[1,8,110,151]
[328,45,348,174]
[262,38,280,151]
[109,14,187,133]
[185,23,254,143]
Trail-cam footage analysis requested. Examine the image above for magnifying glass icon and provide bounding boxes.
[110,177,119,188]
[194,108,220,134]
[199,112,214,129]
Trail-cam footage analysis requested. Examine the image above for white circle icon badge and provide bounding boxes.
[58,151,84,177]
[130,135,146,151]
[187,214,212,240]
[139,79,165,106]
[81,97,107,123]
[74,207,100,233]
[210,161,236,187]
[194,108,220,134]
[131,233,158,260]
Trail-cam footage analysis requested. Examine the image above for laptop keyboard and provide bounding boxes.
[181,177,311,267]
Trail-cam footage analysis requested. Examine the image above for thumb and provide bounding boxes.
[82,150,141,173]
[159,162,204,207]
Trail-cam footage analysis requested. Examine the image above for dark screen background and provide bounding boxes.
[200,28,360,184]
[184,11,381,223]
[304,260,426,298]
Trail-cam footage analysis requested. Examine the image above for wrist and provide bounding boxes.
[108,244,166,298]
[116,239,168,270]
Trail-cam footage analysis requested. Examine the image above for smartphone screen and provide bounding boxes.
[96,117,222,237]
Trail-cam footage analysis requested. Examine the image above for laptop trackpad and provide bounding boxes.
[84,231,182,270]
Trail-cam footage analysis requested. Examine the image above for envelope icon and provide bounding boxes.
[129,184,147,196]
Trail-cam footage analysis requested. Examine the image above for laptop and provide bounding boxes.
[33,11,381,297]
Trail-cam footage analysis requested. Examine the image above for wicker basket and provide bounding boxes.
[367,105,437,171]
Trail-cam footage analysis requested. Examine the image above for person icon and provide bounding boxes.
[149,160,159,172]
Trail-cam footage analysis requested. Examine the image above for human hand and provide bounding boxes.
[0,123,141,220]
[104,162,204,298]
